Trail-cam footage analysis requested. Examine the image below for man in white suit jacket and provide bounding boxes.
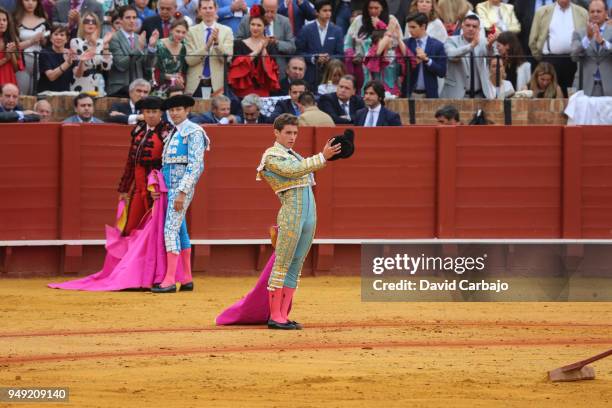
[185,0,234,97]
[441,15,496,99]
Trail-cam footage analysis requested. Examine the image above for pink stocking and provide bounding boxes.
[268,288,286,323]
[160,252,179,288]
[180,248,192,284]
[280,286,296,322]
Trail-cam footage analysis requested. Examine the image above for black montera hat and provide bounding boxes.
[135,96,164,111]
[328,129,355,161]
[161,94,195,110]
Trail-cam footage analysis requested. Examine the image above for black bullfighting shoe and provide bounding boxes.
[289,320,303,330]
[151,284,177,293]
[179,282,194,292]
[267,319,297,330]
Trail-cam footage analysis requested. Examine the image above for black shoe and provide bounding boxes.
[179,282,194,292]
[151,284,176,293]
[289,320,303,330]
[267,319,297,330]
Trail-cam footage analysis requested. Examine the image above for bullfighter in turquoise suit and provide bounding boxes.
[256,113,341,329]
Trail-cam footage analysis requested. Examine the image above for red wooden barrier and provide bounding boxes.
[1,124,612,276]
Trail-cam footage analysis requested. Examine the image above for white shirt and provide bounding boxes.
[317,21,328,47]
[128,101,138,125]
[546,3,574,55]
[364,104,381,127]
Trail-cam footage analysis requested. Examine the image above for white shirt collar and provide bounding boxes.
[121,29,134,40]
[173,118,189,132]
[555,2,571,12]
[368,104,382,113]
[317,20,329,31]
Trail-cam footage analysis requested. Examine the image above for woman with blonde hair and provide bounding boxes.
[404,0,447,43]
[70,12,113,96]
[525,62,563,99]
[317,58,346,95]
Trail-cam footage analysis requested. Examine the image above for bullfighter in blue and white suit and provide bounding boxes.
[153,94,209,293]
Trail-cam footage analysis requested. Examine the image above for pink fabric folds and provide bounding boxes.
[48,170,184,291]
[216,253,278,325]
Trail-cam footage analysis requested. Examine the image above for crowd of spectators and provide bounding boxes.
[0,0,610,125]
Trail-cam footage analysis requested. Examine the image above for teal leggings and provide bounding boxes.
[268,186,316,290]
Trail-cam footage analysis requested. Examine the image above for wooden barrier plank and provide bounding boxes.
[562,126,583,238]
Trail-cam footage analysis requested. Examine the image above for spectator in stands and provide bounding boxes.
[38,25,75,93]
[217,0,259,34]
[33,98,51,121]
[529,0,588,96]
[318,74,365,124]
[441,14,496,99]
[317,58,345,95]
[107,78,150,124]
[332,0,367,36]
[514,0,573,59]
[297,90,335,126]
[345,0,402,93]
[142,0,176,42]
[488,56,515,98]
[270,78,306,119]
[355,79,401,126]
[271,56,315,96]
[52,0,104,35]
[0,7,21,87]
[437,0,473,36]
[133,0,155,32]
[192,94,242,123]
[70,12,113,96]
[279,0,317,36]
[14,0,48,95]
[571,0,612,97]
[475,0,521,34]
[295,0,343,87]
[177,0,198,23]
[363,17,409,96]
[63,93,104,123]
[150,18,188,93]
[496,32,531,92]
[241,93,271,123]
[524,61,564,98]
[108,6,155,97]
[403,12,447,98]
[228,4,281,98]
[435,104,460,124]
[0,82,40,121]
[185,0,234,98]
[404,0,448,43]
[237,0,296,81]
[0,82,21,111]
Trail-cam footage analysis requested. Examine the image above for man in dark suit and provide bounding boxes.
[192,94,242,124]
[296,0,344,87]
[141,0,177,41]
[270,79,307,120]
[107,79,151,125]
[403,13,447,98]
[271,56,316,96]
[52,0,104,28]
[241,94,272,124]
[0,84,39,122]
[318,74,364,124]
[355,80,402,126]
[279,0,317,36]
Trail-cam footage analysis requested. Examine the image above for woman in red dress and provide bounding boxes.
[228,5,280,98]
[117,96,173,235]
[0,7,21,87]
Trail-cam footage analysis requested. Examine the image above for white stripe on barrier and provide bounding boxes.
[2,239,612,246]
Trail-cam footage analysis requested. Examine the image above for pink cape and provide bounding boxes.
[216,253,280,325]
[48,170,184,291]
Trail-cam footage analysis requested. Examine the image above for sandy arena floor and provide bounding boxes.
[1,276,611,407]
